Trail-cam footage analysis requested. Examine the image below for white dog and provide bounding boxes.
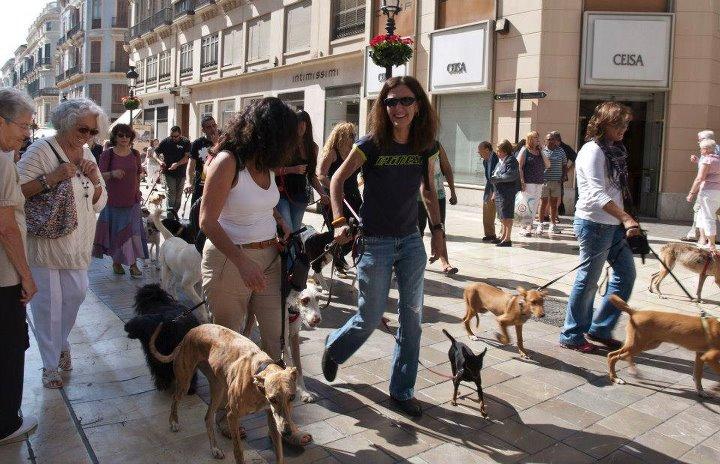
[244,287,322,403]
[148,198,208,322]
[141,206,161,268]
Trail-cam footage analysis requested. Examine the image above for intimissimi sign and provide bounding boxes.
[581,12,674,89]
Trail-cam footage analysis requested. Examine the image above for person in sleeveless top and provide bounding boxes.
[317,122,361,227]
[199,97,312,447]
[92,124,148,277]
[517,130,550,236]
[321,76,448,418]
[275,110,328,233]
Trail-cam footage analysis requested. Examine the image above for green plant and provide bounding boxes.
[369,34,413,69]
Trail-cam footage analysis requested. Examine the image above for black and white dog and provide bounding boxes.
[124,284,201,392]
[300,225,355,291]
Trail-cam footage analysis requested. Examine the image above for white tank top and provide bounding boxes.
[218,167,279,245]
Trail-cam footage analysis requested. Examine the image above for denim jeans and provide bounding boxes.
[326,231,426,400]
[559,219,636,346]
[276,196,307,234]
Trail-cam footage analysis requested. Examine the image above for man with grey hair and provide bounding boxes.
[0,87,38,444]
[682,129,720,242]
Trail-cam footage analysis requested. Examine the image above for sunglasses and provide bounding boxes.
[78,127,100,136]
[116,133,132,138]
[384,96,416,107]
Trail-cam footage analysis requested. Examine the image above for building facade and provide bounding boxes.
[55,0,131,120]
[127,0,720,221]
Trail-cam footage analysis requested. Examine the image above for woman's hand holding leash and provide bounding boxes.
[334,224,353,245]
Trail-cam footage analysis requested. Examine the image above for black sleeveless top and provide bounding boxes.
[328,150,361,200]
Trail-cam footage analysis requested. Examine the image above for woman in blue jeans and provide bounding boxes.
[275,110,328,232]
[560,101,640,353]
[321,76,447,417]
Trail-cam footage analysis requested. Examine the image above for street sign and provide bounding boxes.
[493,89,548,142]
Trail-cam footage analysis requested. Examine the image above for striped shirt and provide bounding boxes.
[543,147,567,182]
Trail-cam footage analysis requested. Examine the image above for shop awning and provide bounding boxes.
[109,109,142,130]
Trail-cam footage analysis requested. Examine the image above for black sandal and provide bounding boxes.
[443,266,458,276]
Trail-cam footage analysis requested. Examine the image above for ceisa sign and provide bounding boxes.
[581,12,674,89]
[429,21,492,93]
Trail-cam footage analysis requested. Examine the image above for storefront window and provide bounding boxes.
[324,85,360,140]
[278,91,304,111]
[156,107,168,140]
[241,95,263,109]
[218,99,236,132]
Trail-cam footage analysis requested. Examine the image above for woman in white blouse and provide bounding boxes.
[17,99,108,389]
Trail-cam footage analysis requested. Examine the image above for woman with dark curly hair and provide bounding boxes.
[275,110,329,232]
[559,101,640,353]
[199,97,312,446]
[92,124,148,277]
[321,76,447,418]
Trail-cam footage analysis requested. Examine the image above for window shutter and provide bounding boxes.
[285,1,311,52]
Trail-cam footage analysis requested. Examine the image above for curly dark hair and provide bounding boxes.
[109,123,136,146]
[368,76,438,154]
[220,97,298,172]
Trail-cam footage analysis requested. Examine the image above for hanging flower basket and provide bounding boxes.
[122,96,141,110]
[369,34,413,69]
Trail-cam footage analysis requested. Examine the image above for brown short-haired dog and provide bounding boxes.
[462,283,546,359]
[648,242,719,302]
[150,323,303,463]
[608,295,720,396]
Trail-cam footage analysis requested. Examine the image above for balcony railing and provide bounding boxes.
[66,23,81,39]
[152,8,173,28]
[64,65,80,79]
[200,59,218,71]
[58,35,68,47]
[174,0,196,18]
[196,0,216,8]
[90,62,100,73]
[39,88,59,97]
[180,66,193,77]
[92,18,101,29]
[129,17,152,39]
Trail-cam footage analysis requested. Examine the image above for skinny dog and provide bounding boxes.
[608,295,720,396]
[150,323,308,463]
[462,282,546,358]
[648,242,720,302]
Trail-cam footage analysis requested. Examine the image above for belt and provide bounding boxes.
[239,239,278,250]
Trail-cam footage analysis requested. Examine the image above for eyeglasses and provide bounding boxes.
[77,126,100,136]
[4,118,33,131]
[116,133,132,139]
[383,96,417,107]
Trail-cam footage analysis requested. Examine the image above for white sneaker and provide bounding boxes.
[535,224,544,235]
[0,415,38,446]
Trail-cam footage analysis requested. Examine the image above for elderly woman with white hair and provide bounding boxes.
[17,99,108,389]
[0,88,38,445]
[687,138,720,252]
[683,130,720,242]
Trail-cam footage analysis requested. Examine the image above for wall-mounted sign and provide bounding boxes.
[581,12,674,89]
[292,68,339,83]
[429,21,492,93]
[148,98,164,106]
[363,47,408,97]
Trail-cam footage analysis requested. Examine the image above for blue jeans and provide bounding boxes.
[559,219,636,346]
[326,231,426,400]
[276,196,306,234]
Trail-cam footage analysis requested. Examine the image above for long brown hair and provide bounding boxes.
[585,101,632,142]
[368,76,438,154]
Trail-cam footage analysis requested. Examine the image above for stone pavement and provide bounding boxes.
[4,207,720,464]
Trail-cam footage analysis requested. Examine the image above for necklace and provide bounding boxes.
[77,170,91,211]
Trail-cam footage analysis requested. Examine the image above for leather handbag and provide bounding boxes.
[25,141,78,239]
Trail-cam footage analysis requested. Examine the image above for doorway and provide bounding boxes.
[577,94,664,217]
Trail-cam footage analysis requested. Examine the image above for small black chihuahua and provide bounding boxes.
[442,329,488,417]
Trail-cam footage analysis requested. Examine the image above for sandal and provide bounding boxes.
[42,369,63,389]
[282,430,313,447]
[443,265,459,276]
[112,263,125,275]
[129,264,143,278]
[428,256,439,264]
[59,350,72,371]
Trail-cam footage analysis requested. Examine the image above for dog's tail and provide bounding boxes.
[149,323,180,363]
[442,328,457,344]
[149,206,174,240]
[609,294,634,315]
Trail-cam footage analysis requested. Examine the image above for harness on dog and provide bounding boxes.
[254,360,274,376]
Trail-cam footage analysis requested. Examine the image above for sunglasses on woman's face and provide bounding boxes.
[384,96,417,107]
[116,133,132,138]
[78,126,100,136]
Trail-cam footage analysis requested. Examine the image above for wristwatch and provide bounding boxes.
[430,223,445,233]
[37,174,51,193]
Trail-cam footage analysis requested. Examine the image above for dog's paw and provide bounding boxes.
[211,447,225,459]
[170,421,180,432]
[627,365,639,377]
[469,335,481,342]
[300,390,318,403]
[658,295,667,300]
[612,377,626,385]
[519,352,531,360]
[495,333,509,344]
[451,401,457,406]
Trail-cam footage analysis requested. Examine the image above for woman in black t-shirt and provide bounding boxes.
[275,110,329,233]
[320,76,448,418]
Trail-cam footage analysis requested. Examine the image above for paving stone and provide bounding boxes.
[679,444,720,464]
[523,442,595,464]
[653,411,720,447]
[595,407,664,439]
[622,430,692,464]
[324,435,397,464]
[484,418,557,454]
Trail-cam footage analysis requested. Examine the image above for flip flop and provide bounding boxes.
[443,266,458,276]
[282,430,313,447]
[428,256,439,264]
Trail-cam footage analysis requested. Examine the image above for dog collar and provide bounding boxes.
[255,360,274,375]
[288,306,300,324]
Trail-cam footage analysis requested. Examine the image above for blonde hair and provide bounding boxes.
[585,101,632,142]
[700,139,716,152]
[321,122,357,159]
[526,131,540,147]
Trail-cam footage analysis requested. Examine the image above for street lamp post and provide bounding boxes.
[126,65,139,126]
[380,0,402,79]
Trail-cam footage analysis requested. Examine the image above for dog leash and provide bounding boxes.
[141,173,163,207]
[179,191,191,218]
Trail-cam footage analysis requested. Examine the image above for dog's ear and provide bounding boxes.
[288,367,298,381]
[516,286,527,296]
[253,374,266,393]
